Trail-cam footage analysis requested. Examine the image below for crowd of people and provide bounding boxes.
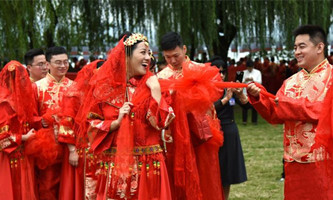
[0,25,333,200]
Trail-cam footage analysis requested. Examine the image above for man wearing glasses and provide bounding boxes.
[24,48,49,82]
[34,46,75,200]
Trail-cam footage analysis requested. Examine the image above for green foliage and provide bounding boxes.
[232,105,284,199]
[0,0,332,62]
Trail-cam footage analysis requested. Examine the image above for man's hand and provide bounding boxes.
[68,151,79,166]
[245,77,253,82]
[68,144,79,167]
[247,83,261,97]
[41,118,49,128]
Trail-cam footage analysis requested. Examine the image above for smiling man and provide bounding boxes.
[34,46,74,200]
[24,48,49,82]
[246,25,333,199]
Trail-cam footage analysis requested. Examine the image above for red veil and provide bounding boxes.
[78,36,153,177]
[0,61,38,200]
[60,59,104,146]
[0,61,35,133]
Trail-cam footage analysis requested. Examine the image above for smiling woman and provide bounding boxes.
[126,39,151,78]
[78,33,175,200]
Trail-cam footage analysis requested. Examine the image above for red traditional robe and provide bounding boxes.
[87,77,175,200]
[157,58,224,200]
[0,102,38,200]
[248,59,333,199]
[34,73,73,200]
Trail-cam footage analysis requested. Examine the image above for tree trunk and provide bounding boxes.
[212,23,237,62]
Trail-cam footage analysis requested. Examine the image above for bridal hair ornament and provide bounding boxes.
[123,33,149,47]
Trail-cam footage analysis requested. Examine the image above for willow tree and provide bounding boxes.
[213,0,333,60]
[0,0,332,62]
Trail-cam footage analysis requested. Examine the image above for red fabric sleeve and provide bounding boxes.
[249,83,322,124]
[58,117,76,145]
[0,102,21,153]
[31,83,43,129]
[146,93,175,130]
[87,103,116,154]
[275,96,322,123]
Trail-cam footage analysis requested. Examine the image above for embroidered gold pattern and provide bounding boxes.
[59,125,74,136]
[0,125,9,135]
[103,144,163,156]
[283,59,333,163]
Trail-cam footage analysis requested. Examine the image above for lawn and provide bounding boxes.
[228,105,284,200]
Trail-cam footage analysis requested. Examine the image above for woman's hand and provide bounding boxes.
[221,88,233,105]
[109,102,133,133]
[146,75,162,104]
[118,102,133,121]
[22,129,35,141]
[225,88,233,100]
[146,75,160,90]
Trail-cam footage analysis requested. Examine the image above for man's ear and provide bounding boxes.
[183,45,187,54]
[26,65,32,72]
[317,42,325,54]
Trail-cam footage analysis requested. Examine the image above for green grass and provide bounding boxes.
[228,105,284,200]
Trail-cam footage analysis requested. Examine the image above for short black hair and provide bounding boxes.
[160,32,183,51]
[45,46,67,62]
[293,25,327,55]
[246,60,254,67]
[24,48,44,65]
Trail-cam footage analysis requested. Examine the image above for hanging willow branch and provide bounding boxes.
[0,0,332,61]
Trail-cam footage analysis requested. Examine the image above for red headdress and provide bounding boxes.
[79,33,152,176]
[0,61,35,131]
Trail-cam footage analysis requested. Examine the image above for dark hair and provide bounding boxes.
[209,56,226,68]
[161,32,183,51]
[45,46,67,62]
[293,25,327,55]
[150,54,156,68]
[246,60,254,67]
[209,56,227,74]
[119,31,132,41]
[96,60,105,68]
[24,48,44,65]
